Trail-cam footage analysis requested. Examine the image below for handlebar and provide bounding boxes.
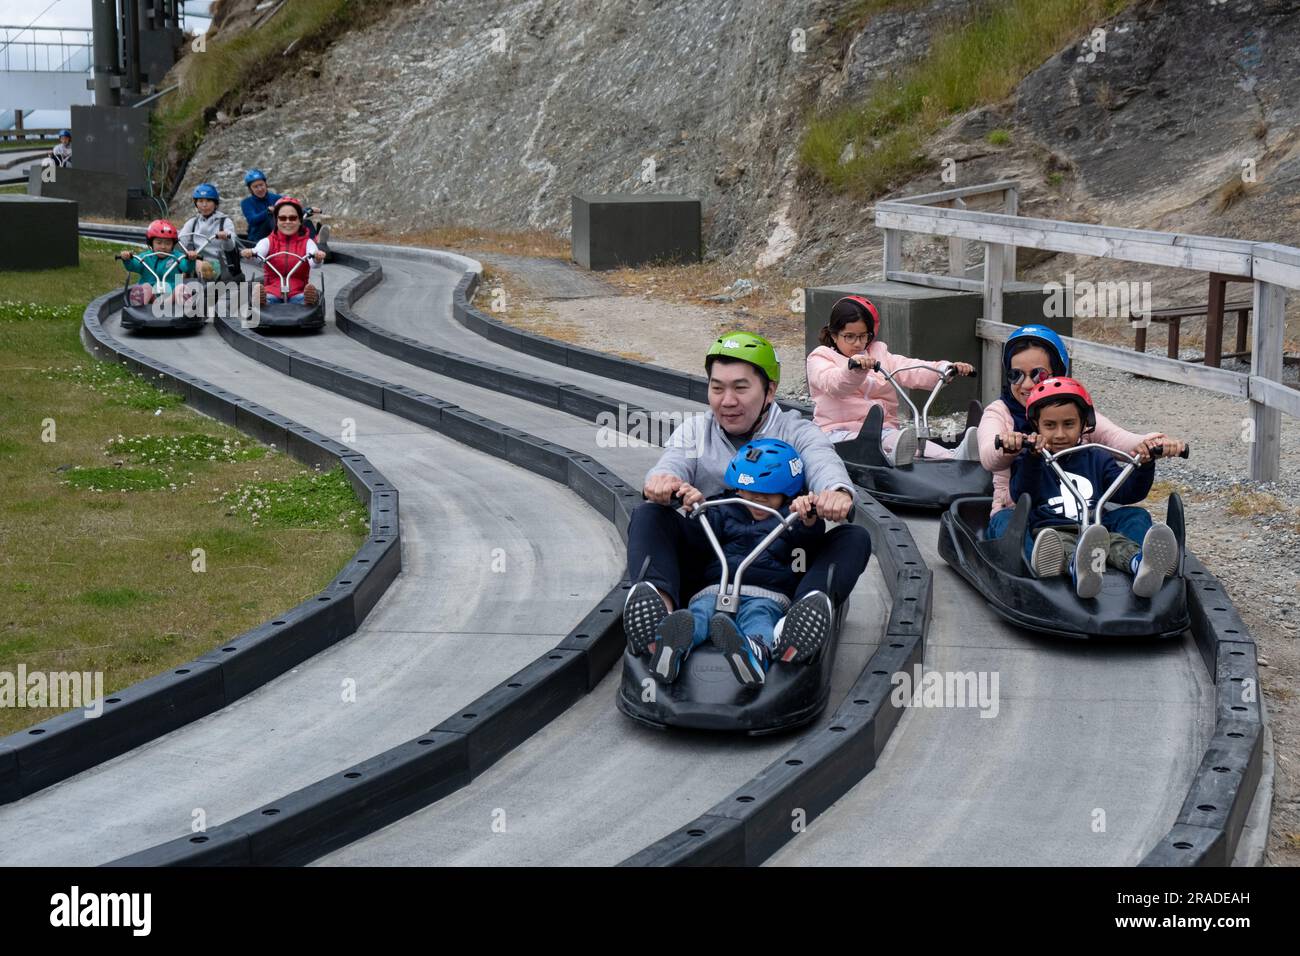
[867,359,974,437]
[994,434,1191,461]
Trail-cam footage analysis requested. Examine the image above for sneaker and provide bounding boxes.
[950,426,981,461]
[775,591,833,664]
[624,582,668,656]
[886,426,918,467]
[1132,523,1179,598]
[1030,527,1069,578]
[1072,524,1109,600]
[709,614,769,685]
[650,610,696,684]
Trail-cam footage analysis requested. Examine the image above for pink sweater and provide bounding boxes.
[977,398,1157,514]
[807,342,951,434]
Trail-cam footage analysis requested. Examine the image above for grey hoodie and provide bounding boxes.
[179,211,237,265]
[647,404,857,501]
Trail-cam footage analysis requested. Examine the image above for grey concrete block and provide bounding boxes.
[572,194,702,270]
[0,195,78,269]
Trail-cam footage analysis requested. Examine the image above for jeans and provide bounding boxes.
[985,506,1015,541]
[626,501,871,609]
[687,594,785,650]
[1022,506,1152,565]
[269,293,306,304]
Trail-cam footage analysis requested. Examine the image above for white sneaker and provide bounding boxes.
[1132,524,1179,598]
[1030,527,1068,578]
[886,426,918,467]
[1072,524,1110,600]
[950,426,981,461]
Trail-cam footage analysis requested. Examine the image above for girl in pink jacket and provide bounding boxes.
[807,295,976,466]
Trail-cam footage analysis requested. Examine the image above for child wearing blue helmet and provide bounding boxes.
[640,438,827,687]
[179,183,237,280]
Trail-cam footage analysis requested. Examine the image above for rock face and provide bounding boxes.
[180,0,1300,283]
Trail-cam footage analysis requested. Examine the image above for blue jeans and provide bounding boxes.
[269,293,306,304]
[687,594,786,650]
[985,506,1015,541]
[1022,506,1152,564]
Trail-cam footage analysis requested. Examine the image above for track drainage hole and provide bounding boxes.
[107,698,120,704]
[190,836,210,844]
[262,809,281,816]
[344,772,362,779]
[1224,629,1238,634]
[1230,677,1243,683]
[1212,607,1227,612]
[28,728,45,735]
[176,669,190,675]
[1229,651,1244,656]
[272,620,285,625]
[1172,841,1193,850]
[548,654,562,660]
[785,759,803,767]
[854,699,869,705]
[358,559,370,564]
[418,739,434,745]
[222,647,237,653]
[507,683,522,688]
[830,726,846,732]
[1196,805,1216,812]
[871,670,887,676]
[1211,766,1230,773]
[687,829,705,837]
[889,643,904,649]
[736,796,755,803]
[318,597,330,602]
[600,609,612,613]
[904,597,917,602]
[1231,706,1247,712]
[1227,732,1244,738]
[463,713,476,719]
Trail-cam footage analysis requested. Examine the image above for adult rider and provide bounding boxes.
[624,331,872,666]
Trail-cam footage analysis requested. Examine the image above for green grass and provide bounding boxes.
[0,139,55,153]
[0,184,26,194]
[0,236,368,735]
[986,128,1011,146]
[801,0,1129,197]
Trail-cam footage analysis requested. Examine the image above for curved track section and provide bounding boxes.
[444,262,1254,866]
[0,250,623,866]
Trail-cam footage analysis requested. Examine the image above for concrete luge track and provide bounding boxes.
[0,254,624,866]
[118,246,896,866]
[439,254,1252,865]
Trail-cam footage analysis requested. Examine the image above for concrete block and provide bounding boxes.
[572,194,701,270]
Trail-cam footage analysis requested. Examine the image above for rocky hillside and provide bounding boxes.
[183,0,1300,304]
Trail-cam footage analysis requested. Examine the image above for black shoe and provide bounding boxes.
[775,591,833,664]
[624,582,668,656]
[709,614,769,686]
[650,610,696,684]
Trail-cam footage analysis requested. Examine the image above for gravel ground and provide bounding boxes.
[484,262,1300,866]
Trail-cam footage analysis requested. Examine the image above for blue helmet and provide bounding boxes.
[192,183,220,202]
[724,438,806,498]
[244,168,267,187]
[1003,324,1069,377]
[58,129,71,139]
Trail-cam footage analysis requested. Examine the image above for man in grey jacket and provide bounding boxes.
[625,331,871,667]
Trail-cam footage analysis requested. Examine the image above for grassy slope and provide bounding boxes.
[0,238,367,734]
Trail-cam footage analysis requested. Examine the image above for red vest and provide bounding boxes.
[264,229,312,298]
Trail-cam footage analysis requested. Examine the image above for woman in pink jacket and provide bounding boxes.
[807,295,976,466]
[977,324,1183,541]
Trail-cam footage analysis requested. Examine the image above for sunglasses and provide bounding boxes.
[277,215,300,222]
[1008,366,1052,385]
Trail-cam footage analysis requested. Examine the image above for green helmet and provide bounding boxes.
[706,330,780,387]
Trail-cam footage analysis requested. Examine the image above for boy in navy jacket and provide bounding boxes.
[639,439,826,687]
[1003,377,1185,599]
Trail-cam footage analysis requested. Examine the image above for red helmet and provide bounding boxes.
[146,219,178,241]
[1026,376,1096,430]
[831,294,880,341]
[273,196,305,222]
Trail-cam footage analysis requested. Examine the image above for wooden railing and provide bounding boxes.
[875,182,1295,481]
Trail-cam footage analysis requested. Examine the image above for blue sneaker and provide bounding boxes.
[709,614,770,686]
[649,610,696,684]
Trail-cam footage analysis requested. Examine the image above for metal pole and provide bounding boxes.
[91,0,120,106]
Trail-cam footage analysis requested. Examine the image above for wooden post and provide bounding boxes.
[1167,317,1180,359]
[982,241,1006,407]
[1135,324,1147,354]
[883,228,902,276]
[1249,280,1286,482]
[1205,273,1227,368]
[1235,307,1250,355]
[948,198,967,277]
[1002,186,1018,280]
